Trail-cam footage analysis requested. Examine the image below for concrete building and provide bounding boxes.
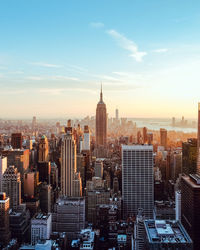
[52,197,85,240]
[160,128,167,149]
[2,165,21,210]
[182,138,197,175]
[94,160,103,178]
[144,220,192,249]
[122,145,154,219]
[39,183,52,213]
[31,213,52,245]
[0,193,10,246]
[11,133,22,149]
[134,209,145,250]
[38,135,49,163]
[61,128,77,196]
[24,171,39,198]
[181,174,200,249]
[83,125,90,151]
[0,156,7,192]
[175,190,181,221]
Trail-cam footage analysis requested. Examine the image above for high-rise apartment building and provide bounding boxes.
[181,174,200,250]
[122,145,154,219]
[115,108,119,120]
[2,165,21,210]
[61,128,77,197]
[0,192,10,246]
[96,86,107,146]
[160,128,167,149]
[0,156,7,192]
[94,160,103,178]
[38,135,49,163]
[11,133,22,149]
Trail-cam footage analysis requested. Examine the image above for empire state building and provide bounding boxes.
[96,86,107,146]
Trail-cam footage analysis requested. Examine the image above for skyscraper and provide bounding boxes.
[143,127,148,144]
[122,145,154,219]
[182,138,197,175]
[160,128,167,149]
[11,133,22,149]
[181,174,200,250]
[38,135,49,163]
[0,193,10,246]
[96,85,107,147]
[115,108,119,120]
[61,127,77,196]
[2,165,21,210]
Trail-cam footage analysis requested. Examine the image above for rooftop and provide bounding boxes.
[144,220,192,245]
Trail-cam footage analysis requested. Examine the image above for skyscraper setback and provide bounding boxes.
[96,86,107,147]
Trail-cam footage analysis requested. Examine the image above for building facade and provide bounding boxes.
[122,145,154,219]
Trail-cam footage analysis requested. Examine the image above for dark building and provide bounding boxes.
[96,86,107,147]
[11,133,22,149]
[182,138,197,175]
[37,161,51,184]
[0,193,10,246]
[181,174,200,250]
[9,205,30,243]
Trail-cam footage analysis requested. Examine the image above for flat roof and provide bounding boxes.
[122,145,153,150]
[144,220,192,244]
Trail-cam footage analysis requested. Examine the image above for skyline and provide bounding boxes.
[1,1,200,118]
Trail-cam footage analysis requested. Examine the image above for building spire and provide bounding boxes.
[100,82,103,102]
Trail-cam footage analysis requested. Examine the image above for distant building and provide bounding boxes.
[38,135,49,163]
[83,125,90,151]
[2,165,21,210]
[122,145,154,219]
[160,128,167,149]
[31,213,52,245]
[11,133,22,149]
[181,174,200,249]
[96,85,107,147]
[94,160,103,178]
[0,193,10,246]
[144,220,192,249]
[143,127,148,144]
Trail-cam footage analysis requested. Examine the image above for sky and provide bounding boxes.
[1,0,200,119]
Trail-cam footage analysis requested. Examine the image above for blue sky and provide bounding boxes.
[1,0,200,118]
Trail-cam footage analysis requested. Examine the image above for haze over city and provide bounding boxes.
[1,0,200,118]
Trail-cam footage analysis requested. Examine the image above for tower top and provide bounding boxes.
[98,83,105,104]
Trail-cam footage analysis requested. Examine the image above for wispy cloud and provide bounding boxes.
[90,22,104,28]
[107,29,147,62]
[152,48,168,53]
[39,87,96,95]
[31,62,63,68]
[26,75,80,81]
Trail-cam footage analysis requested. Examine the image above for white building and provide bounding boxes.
[122,145,154,219]
[83,125,90,151]
[175,190,181,221]
[31,213,52,245]
[0,156,7,192]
